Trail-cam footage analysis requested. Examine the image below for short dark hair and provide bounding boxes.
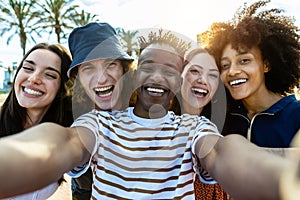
[138,29,191,59]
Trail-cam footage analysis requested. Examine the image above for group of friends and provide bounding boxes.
[0,0,300,199]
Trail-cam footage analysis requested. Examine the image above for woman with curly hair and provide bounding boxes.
[201,0,300,148]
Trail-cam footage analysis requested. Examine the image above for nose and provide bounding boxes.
[150,70,164,83]
[28,72,42,85]
[197,74,207,85]
[97,68,108,84]
[227,65,241,76]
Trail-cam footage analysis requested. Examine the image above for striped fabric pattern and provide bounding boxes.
[69,107,220,199]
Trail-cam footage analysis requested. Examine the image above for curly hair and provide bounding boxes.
[138,28,191,59]
[200,0,300,94]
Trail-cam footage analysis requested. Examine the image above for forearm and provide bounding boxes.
[263,147,300,158]
[196,134,293,200]
[0,123,84,198]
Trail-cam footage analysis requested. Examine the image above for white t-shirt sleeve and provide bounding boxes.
[191,116,223,184]
[67,110,100,178]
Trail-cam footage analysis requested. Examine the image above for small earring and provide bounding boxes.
[264,67,269,73]
[263,62,270,73]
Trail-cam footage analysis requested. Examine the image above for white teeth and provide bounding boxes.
[192,88,208,94]
[94,85,113,97]
[230,79,247,86]
[94,86,112,92]
[97,90,113,97]
[24,88,42,96]
[147,87,164,93]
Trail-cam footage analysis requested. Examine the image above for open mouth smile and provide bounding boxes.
[94,85,114,97]
[229,78,247,87]
[143,85,169,97]
[191,87,208,97]
[23,86,43,96]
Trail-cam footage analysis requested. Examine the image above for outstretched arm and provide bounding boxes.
[280,130,300,200]
[263,147,300,158]
[196,134,293,200]
[0,122,95,198]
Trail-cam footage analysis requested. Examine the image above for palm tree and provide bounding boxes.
[35,0,79,43]
[116,28,139,57]
[74,9,99,26]
[0,0,41,55]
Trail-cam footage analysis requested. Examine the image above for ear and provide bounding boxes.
[175,77,183,94]
[133,69,137,78]
[133,69,138,87]
[180,76,183,88]
[263,61,271,73]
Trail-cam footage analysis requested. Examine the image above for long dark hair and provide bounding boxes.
[0,43,73,137]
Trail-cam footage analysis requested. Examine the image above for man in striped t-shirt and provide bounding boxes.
[67,29,221,199]
[0,25,294,200]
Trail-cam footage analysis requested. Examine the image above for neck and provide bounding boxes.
[182,103,203,116]
[95,100,123,111]
[242,91,282,119]
[24,108,49,129]
[133,103,168,119]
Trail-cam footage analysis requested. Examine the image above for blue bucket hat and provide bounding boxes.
[67,22,133,77]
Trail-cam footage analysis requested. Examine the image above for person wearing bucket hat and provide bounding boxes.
[67,22,133,76]
[68,22,134,116]
[66,22,135,200]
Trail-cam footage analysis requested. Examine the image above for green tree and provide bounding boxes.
[0,0,41,55]
[74,9,99,26]
[36,0,79,43]
[116,28,139,56]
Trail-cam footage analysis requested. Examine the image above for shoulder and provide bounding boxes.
[282,95,300,111]
[174,113,214,123]
[268,95,300,114]
[179,114,218,129]
[76,109,124,119]
[274,96,300,122]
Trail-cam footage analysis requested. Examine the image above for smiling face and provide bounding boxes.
[14,49,62,113]
[134,43,183,118]
[181,52,219,115]
[220,44,269,101]
[78,58,124,111]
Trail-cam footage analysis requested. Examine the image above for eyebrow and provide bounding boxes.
[221,50,249,61]
[191,64,219,72]
[24,59,61,75]
[140,59,179,71]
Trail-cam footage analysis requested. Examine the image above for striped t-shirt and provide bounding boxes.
[69,107,221,199]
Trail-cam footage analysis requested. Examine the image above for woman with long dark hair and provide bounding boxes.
[0,42,73,199]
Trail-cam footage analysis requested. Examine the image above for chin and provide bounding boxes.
[96,103,111,111]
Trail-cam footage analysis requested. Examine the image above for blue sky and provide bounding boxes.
[0,0,299,85]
